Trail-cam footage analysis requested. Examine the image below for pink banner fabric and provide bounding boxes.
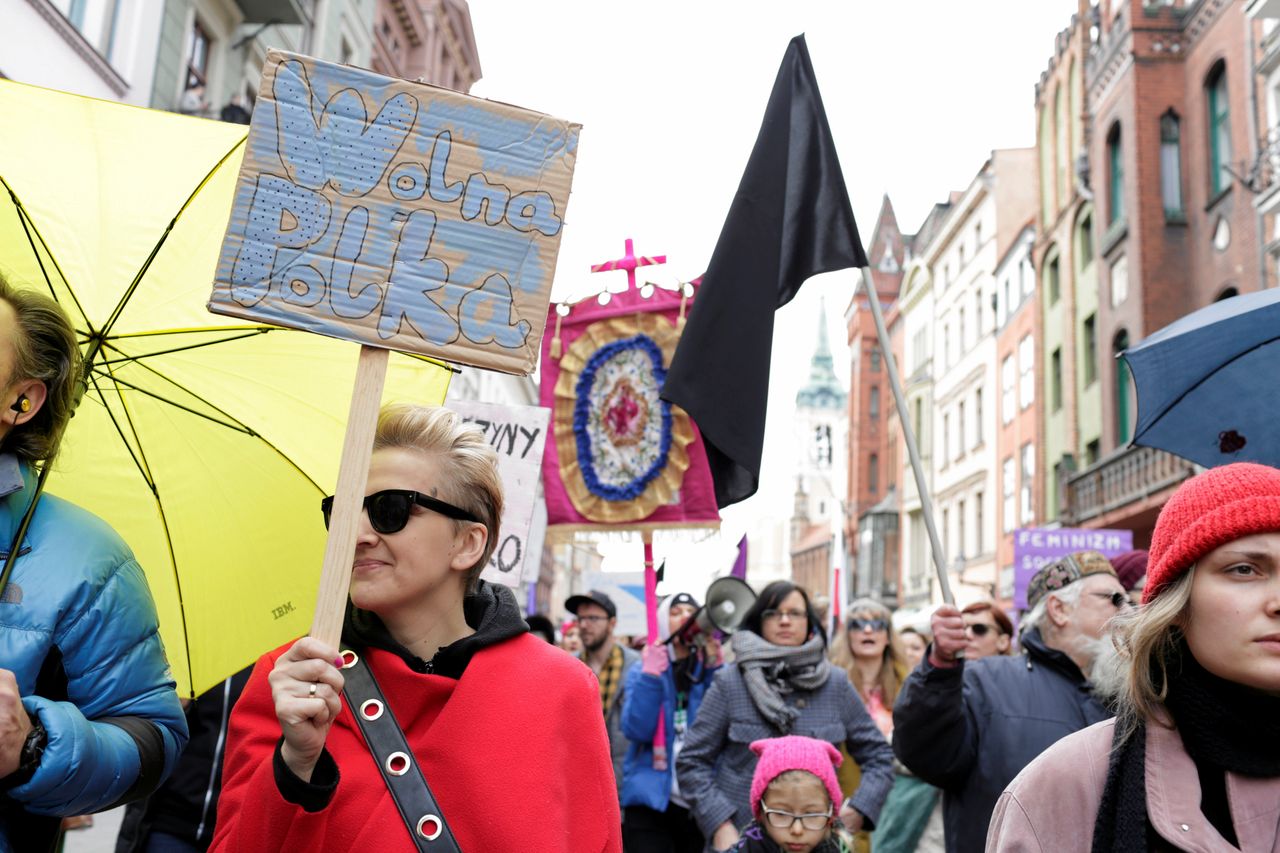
[539,282,720,531]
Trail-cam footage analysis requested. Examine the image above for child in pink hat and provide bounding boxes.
[724,736,853,853]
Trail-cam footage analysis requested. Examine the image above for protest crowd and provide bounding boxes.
[2,5,1280,853]
[0,257,1276,853]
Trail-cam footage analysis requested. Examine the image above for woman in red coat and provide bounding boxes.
[211,404,621,852]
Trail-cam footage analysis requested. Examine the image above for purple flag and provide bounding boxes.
[730,535,748,580]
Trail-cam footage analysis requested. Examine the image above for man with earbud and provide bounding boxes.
[0,275,188,852]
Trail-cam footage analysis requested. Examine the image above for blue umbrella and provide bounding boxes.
[1123,287,1280,469]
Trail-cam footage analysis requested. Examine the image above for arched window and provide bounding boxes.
[1215,286,1239,302]
[1044,249,1061,305]
[1113,330,1132,445]
[1160,111,1183,218]
[1206,62,1232,196]
[1077,212,1094,269]
[1107,123,1125,224]
[869,386,880,420]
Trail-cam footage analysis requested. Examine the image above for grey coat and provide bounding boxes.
[676,662,895,841]
[602,642,641,796]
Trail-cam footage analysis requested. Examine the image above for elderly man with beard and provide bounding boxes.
[891,551,1129,853]
[568,589,641,797]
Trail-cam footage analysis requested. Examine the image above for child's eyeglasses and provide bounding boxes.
[760,805,833,831]
[320,489,480,534]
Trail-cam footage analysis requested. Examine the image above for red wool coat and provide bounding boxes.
[210,633,621,852]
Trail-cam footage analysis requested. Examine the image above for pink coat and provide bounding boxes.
[986,718,1280,852]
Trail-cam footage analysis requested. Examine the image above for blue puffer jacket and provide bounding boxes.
[0,456,188,851]
[619,654,718,811]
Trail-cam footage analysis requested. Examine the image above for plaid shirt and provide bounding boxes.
[675,663,894,843]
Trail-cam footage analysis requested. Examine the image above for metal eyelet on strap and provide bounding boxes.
[340,650,359,669]
[385,751,411,776]
[360,699,384,721]
[416,814,443,841]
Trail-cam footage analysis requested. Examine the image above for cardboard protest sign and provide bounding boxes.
[449,400,550,587]
[209,50,580,375]
[1012,527,1134,609]
[578,571,647,637]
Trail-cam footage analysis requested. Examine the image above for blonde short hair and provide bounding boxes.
[373,404,503,591]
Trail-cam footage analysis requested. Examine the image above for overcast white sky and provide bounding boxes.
[467,0,1082,587]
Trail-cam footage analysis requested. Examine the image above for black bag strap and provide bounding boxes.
[340,648,462,852]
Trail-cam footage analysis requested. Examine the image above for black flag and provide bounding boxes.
[661,35,867,508]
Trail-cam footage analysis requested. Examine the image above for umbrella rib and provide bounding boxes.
[92,355,324,496]
[1,178,96,334]
[1132,333,1280,439]
[109,325,277,339]
[96,363,195,699]
[96,329,271,366]
[87,372,156,493]
[92,368,255,436]
[100,134,248,338]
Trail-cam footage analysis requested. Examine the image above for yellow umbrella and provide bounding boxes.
[0,80,451,697]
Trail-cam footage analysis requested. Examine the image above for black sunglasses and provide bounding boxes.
[320,489,480,535]
[966,623,992,637]
[1090,590,1132,609]
[848,617,889,632]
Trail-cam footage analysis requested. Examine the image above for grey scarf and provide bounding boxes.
[731,630,830,732]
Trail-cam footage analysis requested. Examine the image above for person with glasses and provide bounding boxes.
[989,463,1280,852]
[724,735,855,853]
[829,600,939,853]
[566,589,641,799]
[959,602,1014,659]
[892,551,1124,853]
[210,405,621,852]
[676,581,892,853]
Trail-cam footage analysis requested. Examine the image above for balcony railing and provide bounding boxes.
[1247,123,1280,197]
[1061,445,1195,526]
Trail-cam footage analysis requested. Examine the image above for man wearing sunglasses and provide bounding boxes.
[892,551,1125,852]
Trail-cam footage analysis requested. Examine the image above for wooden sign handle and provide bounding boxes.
[310,345,390,647]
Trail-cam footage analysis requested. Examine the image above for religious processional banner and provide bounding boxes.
[539,284,720,531]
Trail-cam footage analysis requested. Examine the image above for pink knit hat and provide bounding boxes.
[748,736,844,818]
[1147,462,1280,603]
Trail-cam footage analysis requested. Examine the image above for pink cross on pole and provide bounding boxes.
[590,238,667,292]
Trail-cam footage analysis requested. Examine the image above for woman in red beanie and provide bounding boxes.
[987,462,1280,852]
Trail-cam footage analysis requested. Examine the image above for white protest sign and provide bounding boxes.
[578,571,646,637]
[450,400,550,587]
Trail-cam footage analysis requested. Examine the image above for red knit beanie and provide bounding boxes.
[1146,462,1280,603]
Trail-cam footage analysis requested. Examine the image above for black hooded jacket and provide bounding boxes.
[341,579,529,678]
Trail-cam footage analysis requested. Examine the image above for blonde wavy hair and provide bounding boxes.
[830,598,906,709]
[373,404,503,591]
[1101,567,1196,738]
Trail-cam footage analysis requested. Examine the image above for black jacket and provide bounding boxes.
[115,666,253,852]
[891,628,1109,853]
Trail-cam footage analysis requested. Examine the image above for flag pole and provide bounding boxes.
[856,267,956,607]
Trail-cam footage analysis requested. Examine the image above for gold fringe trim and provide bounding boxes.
[553,313,698,523]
